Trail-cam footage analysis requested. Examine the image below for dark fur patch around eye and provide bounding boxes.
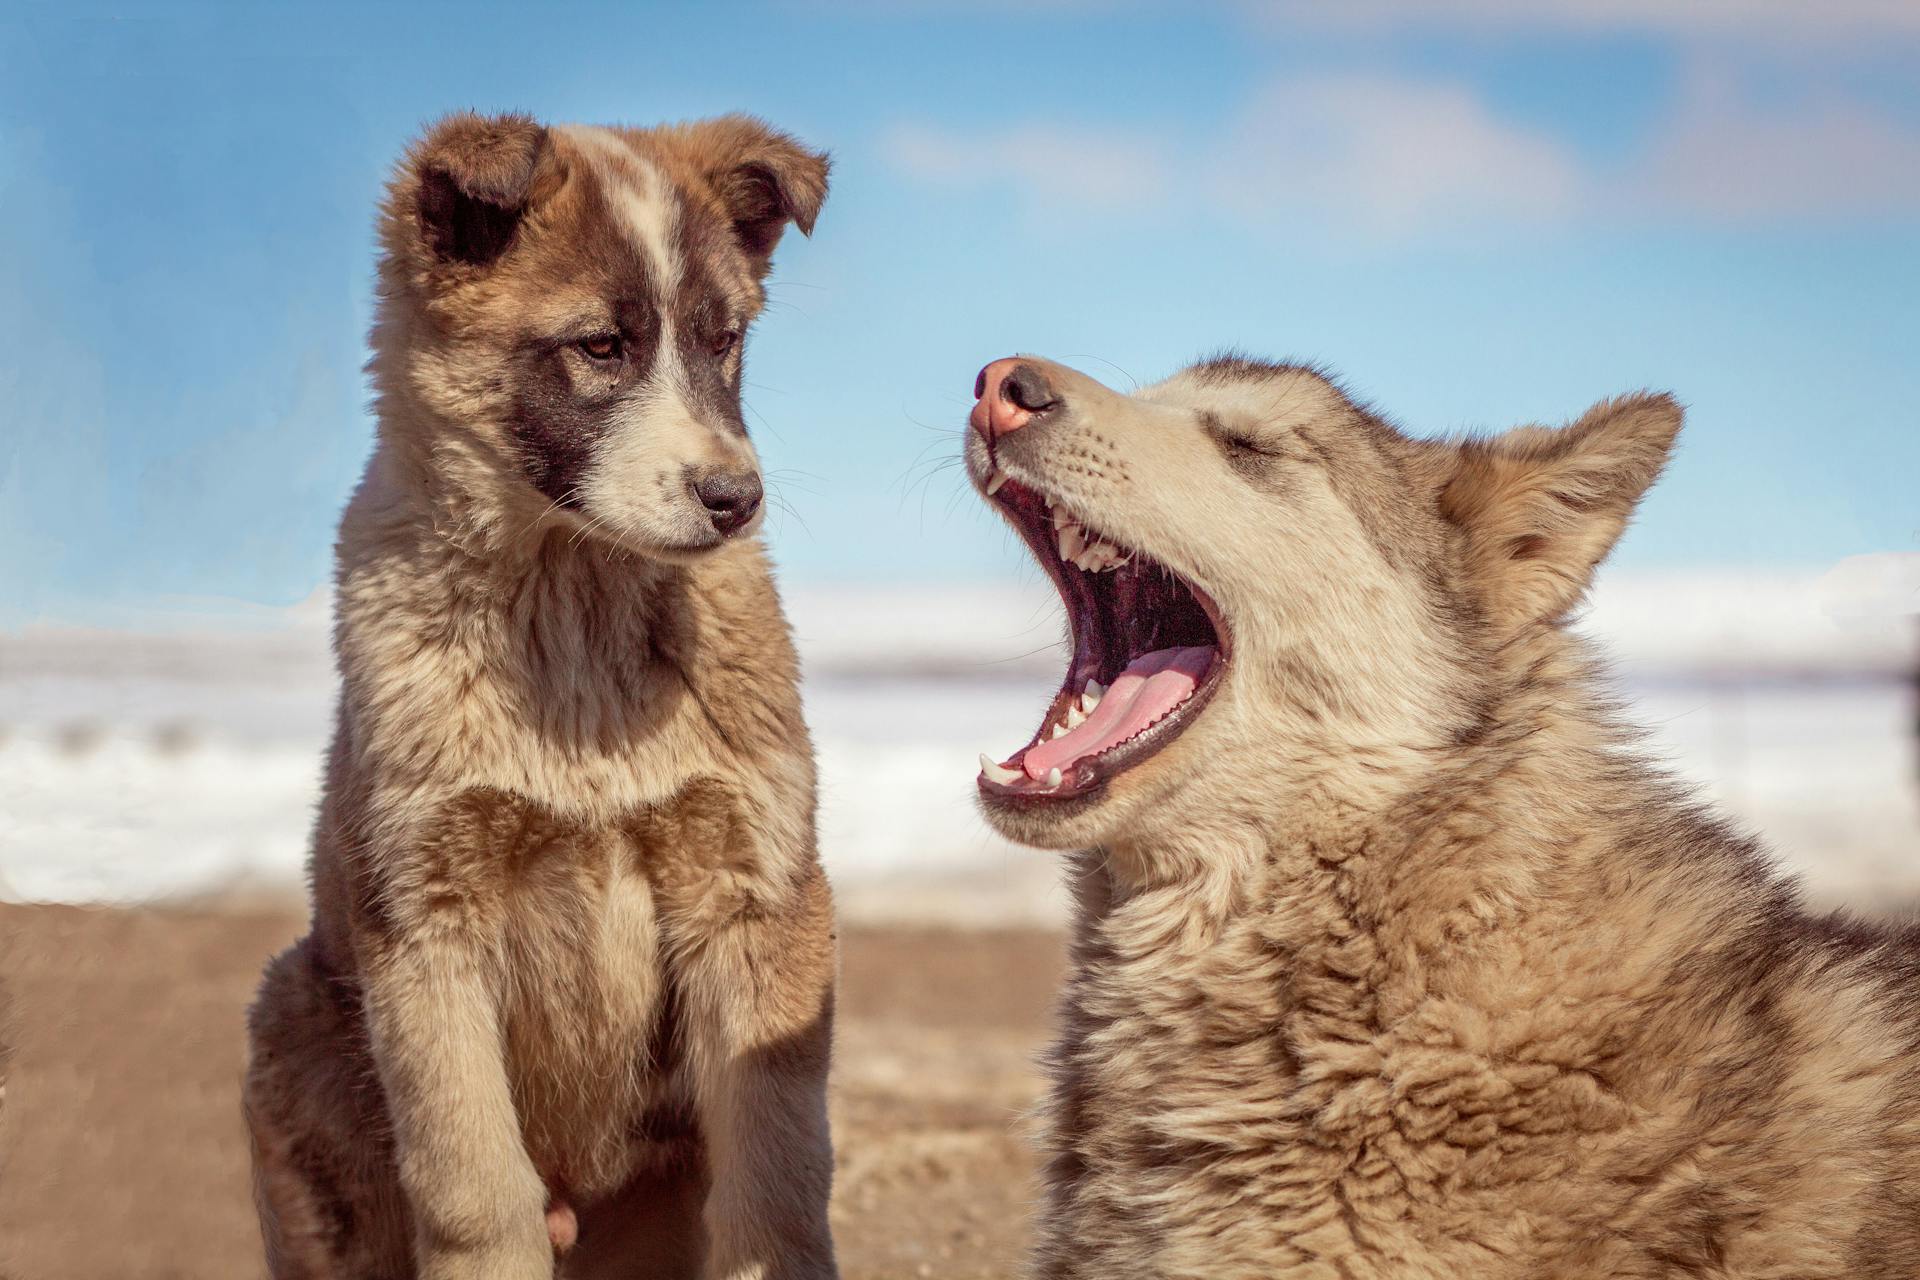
[1203,411,1296,483]
[509,340,638,509]
[502,178,671,508]
[667,216,753,439]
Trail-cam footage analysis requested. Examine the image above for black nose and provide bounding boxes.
[1001,363,1060,414]
[692,468,764,536]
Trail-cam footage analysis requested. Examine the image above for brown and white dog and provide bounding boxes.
[244,113,837,1280]
[965,355,1920,1278]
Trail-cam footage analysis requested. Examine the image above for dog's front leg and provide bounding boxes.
[669,860,838,1280]
[364,924,552,1280]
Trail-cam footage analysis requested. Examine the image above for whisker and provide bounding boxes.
[1063,353,1140,392]
[517,488,579,540]
[743,400,790,447]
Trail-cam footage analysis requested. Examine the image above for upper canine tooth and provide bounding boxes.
[1084,679,1105,705]
[1051,507,1072,530]
[1059,524,1085,561]
[978,753,1022,786]
[985,469,1009,496]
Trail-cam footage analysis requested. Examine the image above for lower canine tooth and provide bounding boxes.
[979,753,1022,786]
[1046,767,1063,788]
[986,470,1009,496]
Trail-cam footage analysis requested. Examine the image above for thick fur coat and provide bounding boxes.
[244,113,838,1280]
[963,355,1920,1278]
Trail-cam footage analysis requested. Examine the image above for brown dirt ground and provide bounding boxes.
[0,904,1064,1280]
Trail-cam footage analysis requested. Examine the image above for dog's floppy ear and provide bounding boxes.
[665,114,829,274]
[1440,393,1681,627]
[407,111,551,268]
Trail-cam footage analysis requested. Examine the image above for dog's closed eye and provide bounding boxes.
[1203,412,1305,478]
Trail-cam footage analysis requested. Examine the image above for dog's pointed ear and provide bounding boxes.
[1440,393,1681,627]
[406,111,551,268]
[665,114,829,274]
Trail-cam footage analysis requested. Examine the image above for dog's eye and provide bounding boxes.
[577,333,623,362]
[709,327,741,357]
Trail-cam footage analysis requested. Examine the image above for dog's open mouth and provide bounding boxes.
[977,474,1227,804]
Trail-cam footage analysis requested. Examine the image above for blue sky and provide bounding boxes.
[2,0,1917,627]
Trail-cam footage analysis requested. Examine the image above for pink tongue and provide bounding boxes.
[1023,646,1215,780]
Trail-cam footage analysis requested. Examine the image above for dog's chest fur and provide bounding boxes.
[472,788,717,1197]
[1039,797,1920,1280]
[333,487,812,822]
[314,493,816,1196]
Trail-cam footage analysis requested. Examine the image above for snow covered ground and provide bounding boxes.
[3,571,1915,923]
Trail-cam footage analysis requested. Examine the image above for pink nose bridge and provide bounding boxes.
[970,357,1038,439]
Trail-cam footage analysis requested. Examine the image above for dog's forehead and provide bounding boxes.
[556,125,688,291]
[534,126,757,312]
[1144,359,1352,425]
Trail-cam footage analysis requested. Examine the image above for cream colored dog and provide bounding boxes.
[965,354,1920,1278]
[244,113,838,1280]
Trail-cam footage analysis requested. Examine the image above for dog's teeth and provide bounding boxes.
[985,469,1009,496]
[1051,507,1071,530]
[1066,702,1088,729]
[1050,721,1070,739]
[1059,524,1085,561]
[1046,767,1063,788]
[1084,680,1105,706]
[978,753,1023,786]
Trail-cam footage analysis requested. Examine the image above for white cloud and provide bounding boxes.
[881,122,1171,208]
[1207,73,1585,233]
[832,0,1920,43]
[1629,67,1920,219]
[881,66,1920,235]
[1239,0,1920,44]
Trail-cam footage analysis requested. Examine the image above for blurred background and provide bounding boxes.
[1,3,1916,1275]
[4,0,1917,919]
